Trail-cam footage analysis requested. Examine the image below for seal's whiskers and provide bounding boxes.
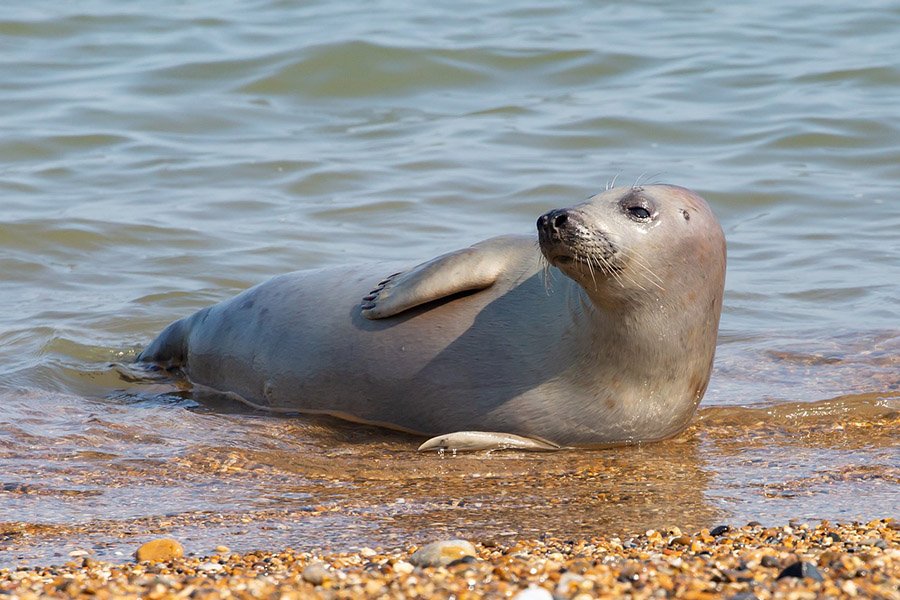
[624,250,666,292]
[593,252,627,290]
[582,252,599,290]
[606,173,621,191]
[539,254,555,294]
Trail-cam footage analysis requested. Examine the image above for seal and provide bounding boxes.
[138,184,726,450]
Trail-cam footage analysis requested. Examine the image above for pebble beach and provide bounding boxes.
[2,520,896,599]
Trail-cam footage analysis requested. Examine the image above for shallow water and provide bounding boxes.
[1,1,898,566]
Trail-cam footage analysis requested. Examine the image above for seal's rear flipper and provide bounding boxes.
[135,314,193,368]
[418,431,561,452]
[361,236,522,319]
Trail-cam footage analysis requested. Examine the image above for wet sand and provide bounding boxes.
[2,387,897,569]
[2,520,896,599]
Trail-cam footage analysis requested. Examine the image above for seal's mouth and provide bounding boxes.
[542,252,593,268]
[545,251,618,273]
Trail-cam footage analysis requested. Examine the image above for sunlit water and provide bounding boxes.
[1,1,898,566]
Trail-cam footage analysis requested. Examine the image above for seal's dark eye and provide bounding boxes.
[627,206,651,220]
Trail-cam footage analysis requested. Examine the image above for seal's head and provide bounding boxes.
[538,184,726,441]
[538,184,726,312]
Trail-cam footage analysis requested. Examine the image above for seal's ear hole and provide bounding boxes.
[681,209,691,221]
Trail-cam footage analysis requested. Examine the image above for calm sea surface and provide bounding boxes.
[1,1,897,565]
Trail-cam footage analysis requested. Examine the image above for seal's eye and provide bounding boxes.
[618,191,656,222]
[627,205,651,221]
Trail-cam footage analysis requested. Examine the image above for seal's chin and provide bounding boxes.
[538,244,575,267]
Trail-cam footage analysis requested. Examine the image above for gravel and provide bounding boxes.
[1,519,895,598]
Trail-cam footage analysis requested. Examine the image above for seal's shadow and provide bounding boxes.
[347,271,572,431]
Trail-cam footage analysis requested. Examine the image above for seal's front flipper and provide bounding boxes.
[361,236,523,319]
[418,431,561,452]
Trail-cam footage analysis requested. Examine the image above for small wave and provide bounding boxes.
[700,392,898,423]
[238,41,490,98]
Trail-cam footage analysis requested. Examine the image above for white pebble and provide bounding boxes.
[409,539,476,567]
[393,560,415,575]
[512,584,553,600]
[555,572,586,598]
[301,562,331,585]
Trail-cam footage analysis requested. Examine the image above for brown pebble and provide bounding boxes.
[134,538,184,563]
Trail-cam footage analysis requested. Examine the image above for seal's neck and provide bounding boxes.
[564,283,719,443]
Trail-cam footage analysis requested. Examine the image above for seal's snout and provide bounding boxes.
[537,206,620,274]
[537,209,574,250]
[538,207,584,248]
[538,208,579,266]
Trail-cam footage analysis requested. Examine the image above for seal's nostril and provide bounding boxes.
[553,212,568,228]
[538,209,569,233]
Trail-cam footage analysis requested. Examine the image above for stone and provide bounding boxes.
[197,562,224,573]
[409,539,477,567]
[134,538,184,563]
[446,555,478,568]
[555,572,587,598]
[760,555,780,568]
[301,562,331,585]
[776,561,824,582]
[392,560,414,575]
[512,584,553,600]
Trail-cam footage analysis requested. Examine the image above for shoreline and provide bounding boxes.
[2,520,895,599]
